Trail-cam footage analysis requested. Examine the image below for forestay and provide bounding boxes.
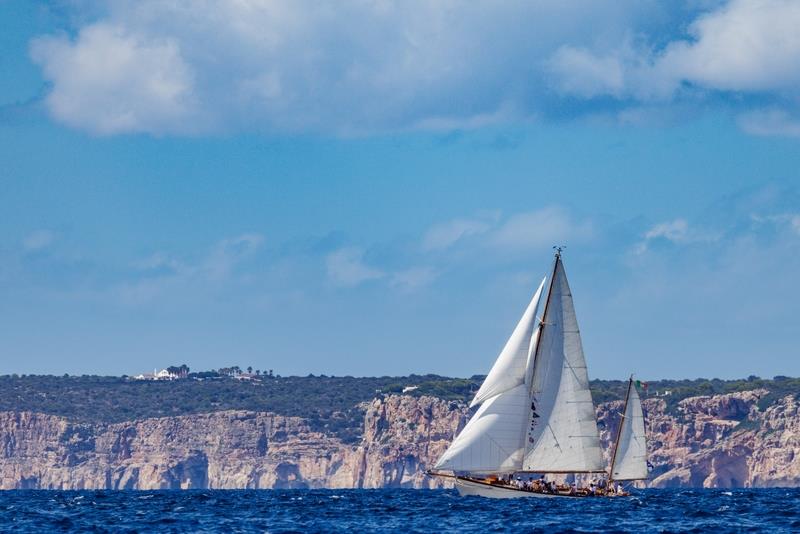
[470,278,546,408]
[434,384,530,474]
[522,256,605,472]
[611,381,649,480]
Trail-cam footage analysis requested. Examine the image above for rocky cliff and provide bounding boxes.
[1,390,798,489]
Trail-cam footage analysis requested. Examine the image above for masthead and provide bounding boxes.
[553,245,566,257]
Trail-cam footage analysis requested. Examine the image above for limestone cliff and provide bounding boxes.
[1,390,798,489]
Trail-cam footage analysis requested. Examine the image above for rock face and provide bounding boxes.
[0,396,467,490]
[0,390,798,489]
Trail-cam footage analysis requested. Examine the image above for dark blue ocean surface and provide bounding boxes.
[1,488,799,533]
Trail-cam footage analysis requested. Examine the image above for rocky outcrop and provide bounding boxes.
[0,390,798,489]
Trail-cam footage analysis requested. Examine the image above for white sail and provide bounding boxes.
[435,384,530,474]
[611,380,648,480]
[522,256,605,472]
[470,277,546,407]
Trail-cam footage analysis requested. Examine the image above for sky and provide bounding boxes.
[1,0,799,380]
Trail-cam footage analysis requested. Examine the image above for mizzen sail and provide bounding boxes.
[522,254,604,472]
[610,379,648,481]
[470,277,546,407]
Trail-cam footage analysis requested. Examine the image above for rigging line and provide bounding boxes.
[545,423,562,451]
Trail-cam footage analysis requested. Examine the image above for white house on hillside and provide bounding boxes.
[133,368,179,381]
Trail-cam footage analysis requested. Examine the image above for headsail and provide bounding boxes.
[434,384,530,473]
[610,379,648,481]
[470,277,546,407]
[522,254,605,473]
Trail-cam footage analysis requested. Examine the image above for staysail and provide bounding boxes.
[434,383,530,473]
[522,254,605,472]
[470,278,546,407]
[610,379,648,480]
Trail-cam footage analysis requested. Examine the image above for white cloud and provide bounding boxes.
[204,233,264,280]
[635,218,719,254]
[28,1,800,137]
[644,219,690,242]
[325,247,384,287]
[547,45,628,99]
[22,230,55,251]
[489,207,591,251]
[655,0,800,94]
[31,24,197,135]
[737,109,800,137]
[545,0,800,133]
[27,0,663,136]
[751,212,800,236]
[421,217,492,251]
[390,267,437,291]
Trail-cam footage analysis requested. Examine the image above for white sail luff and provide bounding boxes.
[524,326,541,388]
[470,277,546,408]
[611,381,648,480]
[522,256,604,472]
[434,384,530,473]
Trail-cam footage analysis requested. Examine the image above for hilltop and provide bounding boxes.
[1,372,798,442]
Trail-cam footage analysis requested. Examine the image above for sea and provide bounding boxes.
[1,488,798,533]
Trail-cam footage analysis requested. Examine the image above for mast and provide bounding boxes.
[526,248,561,396]
[609,376,633,484]
[521,247,605,474]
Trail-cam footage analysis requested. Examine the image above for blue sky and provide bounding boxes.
[1,0,799,380]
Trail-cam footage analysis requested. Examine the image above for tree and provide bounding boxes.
[247,366,253,374]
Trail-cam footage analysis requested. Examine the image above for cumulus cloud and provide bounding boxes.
[26,0,666,136]
[420,207,591,259]
[547,0,800,129]
[634,218,720,254]
[31,24,197,135]
[489,207,591,251]
[325,247,385,287]
[27,0,800,137]
[547,46,628,99]
[656,0,800,94]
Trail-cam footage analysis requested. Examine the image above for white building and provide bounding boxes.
[133,368,178,381]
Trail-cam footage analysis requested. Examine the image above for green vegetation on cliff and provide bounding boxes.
[1,373,797,441]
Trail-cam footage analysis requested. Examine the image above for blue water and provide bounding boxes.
[1,489,798,533]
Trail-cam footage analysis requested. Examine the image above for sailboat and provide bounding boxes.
[427,249,648,498]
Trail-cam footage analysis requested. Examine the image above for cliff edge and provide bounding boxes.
[1,390,798,489]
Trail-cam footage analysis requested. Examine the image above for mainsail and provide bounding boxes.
[610,379,648,481]
[522,254,605,473]
[470,278,546,407]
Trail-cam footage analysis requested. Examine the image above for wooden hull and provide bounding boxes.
[454,477,621,499]
[455,478,553,498]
